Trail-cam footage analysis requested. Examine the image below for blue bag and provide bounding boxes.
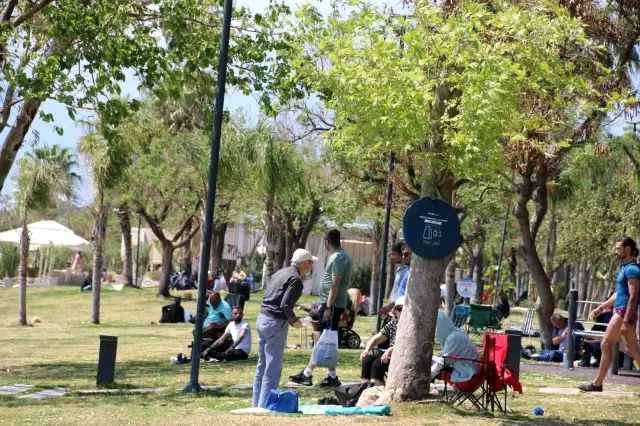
[265,390,299,413]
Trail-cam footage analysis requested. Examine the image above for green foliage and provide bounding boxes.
[0,243,19,278]
[137,243,152,277]
[275,0,610,190]
[350,262,372,295]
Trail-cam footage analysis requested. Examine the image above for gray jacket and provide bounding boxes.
[260,265,304,322]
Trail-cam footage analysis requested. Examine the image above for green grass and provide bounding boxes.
[1,286,639,425]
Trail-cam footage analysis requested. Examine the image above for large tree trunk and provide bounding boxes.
[117,203,133,286]
[384,229,399,299]
[210,222,228,272]
[384,253,453,401]
[514,179,555,349]
[157,242,174,298]
[263,195,277,286]
[92,200,108,325]
[17,213,29,325]
[471,252,484,304]
[275,229,286,271]
[369,220,383,316]
[544,200,557,278]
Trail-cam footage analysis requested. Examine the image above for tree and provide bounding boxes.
[116,203,134,286]
[79,121,132,324]
[0,0,293,192]
[14,145,78,325]
[278,0,609,400]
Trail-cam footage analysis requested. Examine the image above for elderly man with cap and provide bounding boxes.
[358,296,405,387]
[252,248,317,408]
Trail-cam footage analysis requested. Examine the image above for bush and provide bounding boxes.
[0,243,19,279]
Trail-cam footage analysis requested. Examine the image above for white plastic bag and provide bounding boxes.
[311,329,338,368]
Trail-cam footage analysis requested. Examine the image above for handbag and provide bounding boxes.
[265,390,299,413]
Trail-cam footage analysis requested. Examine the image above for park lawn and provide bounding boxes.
[0,287,639,425]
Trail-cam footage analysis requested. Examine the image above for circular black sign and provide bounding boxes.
[402,197,460,259]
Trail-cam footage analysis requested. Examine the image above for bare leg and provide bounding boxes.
[621,323,640,367]
[594,315,623,386]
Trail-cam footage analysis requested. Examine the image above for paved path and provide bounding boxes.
[521,362,640,386]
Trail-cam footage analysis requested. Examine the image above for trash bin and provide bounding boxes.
[97,335,118,385]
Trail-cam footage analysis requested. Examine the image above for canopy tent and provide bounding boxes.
[0,220,90,251]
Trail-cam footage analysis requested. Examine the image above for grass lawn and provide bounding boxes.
[1,286,639,425]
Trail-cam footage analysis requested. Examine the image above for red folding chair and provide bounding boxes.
[441,333,522,412]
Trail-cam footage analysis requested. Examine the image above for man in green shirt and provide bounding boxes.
[289,229,352,387]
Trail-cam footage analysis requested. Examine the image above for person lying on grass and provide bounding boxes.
[359,296,404,387]
[202,307,251,362]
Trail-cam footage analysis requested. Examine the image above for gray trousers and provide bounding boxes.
[252,313,289,407]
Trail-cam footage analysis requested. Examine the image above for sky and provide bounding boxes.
[0,0,362,203]
[0,0,634,204]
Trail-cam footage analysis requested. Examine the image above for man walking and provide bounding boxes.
[578,237,640,392]
[252,248,316,408]
[289,229,352,387]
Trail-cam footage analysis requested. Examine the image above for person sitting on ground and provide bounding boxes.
[203,291,232,341]
[493,292,510,321]
[431,311,479,383]
[359,296,404,386]
[531,314,584,362]
[81,270,93,292]
[202,307,251,362]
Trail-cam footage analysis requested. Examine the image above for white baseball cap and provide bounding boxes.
[291,248,318,263]
[394,296,405,306]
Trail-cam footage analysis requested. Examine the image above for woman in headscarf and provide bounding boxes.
[431,311,479,383]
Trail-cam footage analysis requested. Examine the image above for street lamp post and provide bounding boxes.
[183,0,234,393]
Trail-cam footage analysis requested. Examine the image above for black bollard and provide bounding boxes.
[610,342,620,375]
[97,335,118,385]
[565,290,578,369]
[505,329,522,379]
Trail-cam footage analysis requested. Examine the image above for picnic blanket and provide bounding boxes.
[231,404,391,416]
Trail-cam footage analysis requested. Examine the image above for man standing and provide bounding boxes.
[379,243,410,316]
[289,229,352,387]
[579,237,640,392]
[202,307,251,362]
[252,248,316,408]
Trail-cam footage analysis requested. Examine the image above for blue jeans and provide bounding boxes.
[536,349,564,362]
[252,313,289,407]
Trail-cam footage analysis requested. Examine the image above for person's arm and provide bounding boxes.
[281,277,304,324]
[239,271,247,280]
[203,331,231,355]
[228,326,248,352]
[360,333,387,362]
[326,275,343,308]
[623,277,639,331]
[381,346,394,364]
[552,330,565,346]
[591,293,617,318]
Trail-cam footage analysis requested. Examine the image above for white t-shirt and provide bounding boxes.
[225,319,251,354]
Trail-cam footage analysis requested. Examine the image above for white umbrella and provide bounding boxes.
[0,220,90,251]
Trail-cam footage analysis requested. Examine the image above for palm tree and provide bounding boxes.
[78,122,132,324]
[15,145,79,325]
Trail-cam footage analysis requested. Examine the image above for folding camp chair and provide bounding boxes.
[450,305,471,329]
[467,304,501,343]
[508,308,539,337]
[442,333,522,412]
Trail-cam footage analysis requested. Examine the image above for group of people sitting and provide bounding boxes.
[359,296,480,387]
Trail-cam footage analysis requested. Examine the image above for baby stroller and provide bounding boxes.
[308,298,362,350]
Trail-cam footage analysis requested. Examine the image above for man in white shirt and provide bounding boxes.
[202,307,251,362]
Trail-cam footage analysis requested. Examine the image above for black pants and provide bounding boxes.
[202,327,225,341]
[205,349,248,362]
[361,354,388,382]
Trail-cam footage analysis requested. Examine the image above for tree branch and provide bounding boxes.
[13,0,56,27]
[138,208,168,244]
[173,220,201,249]
[0,0,18,23]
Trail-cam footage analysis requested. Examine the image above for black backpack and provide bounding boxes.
[160,298,185,323]
[334,382,368,407]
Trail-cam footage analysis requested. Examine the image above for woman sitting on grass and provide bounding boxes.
[358,296,404,387]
